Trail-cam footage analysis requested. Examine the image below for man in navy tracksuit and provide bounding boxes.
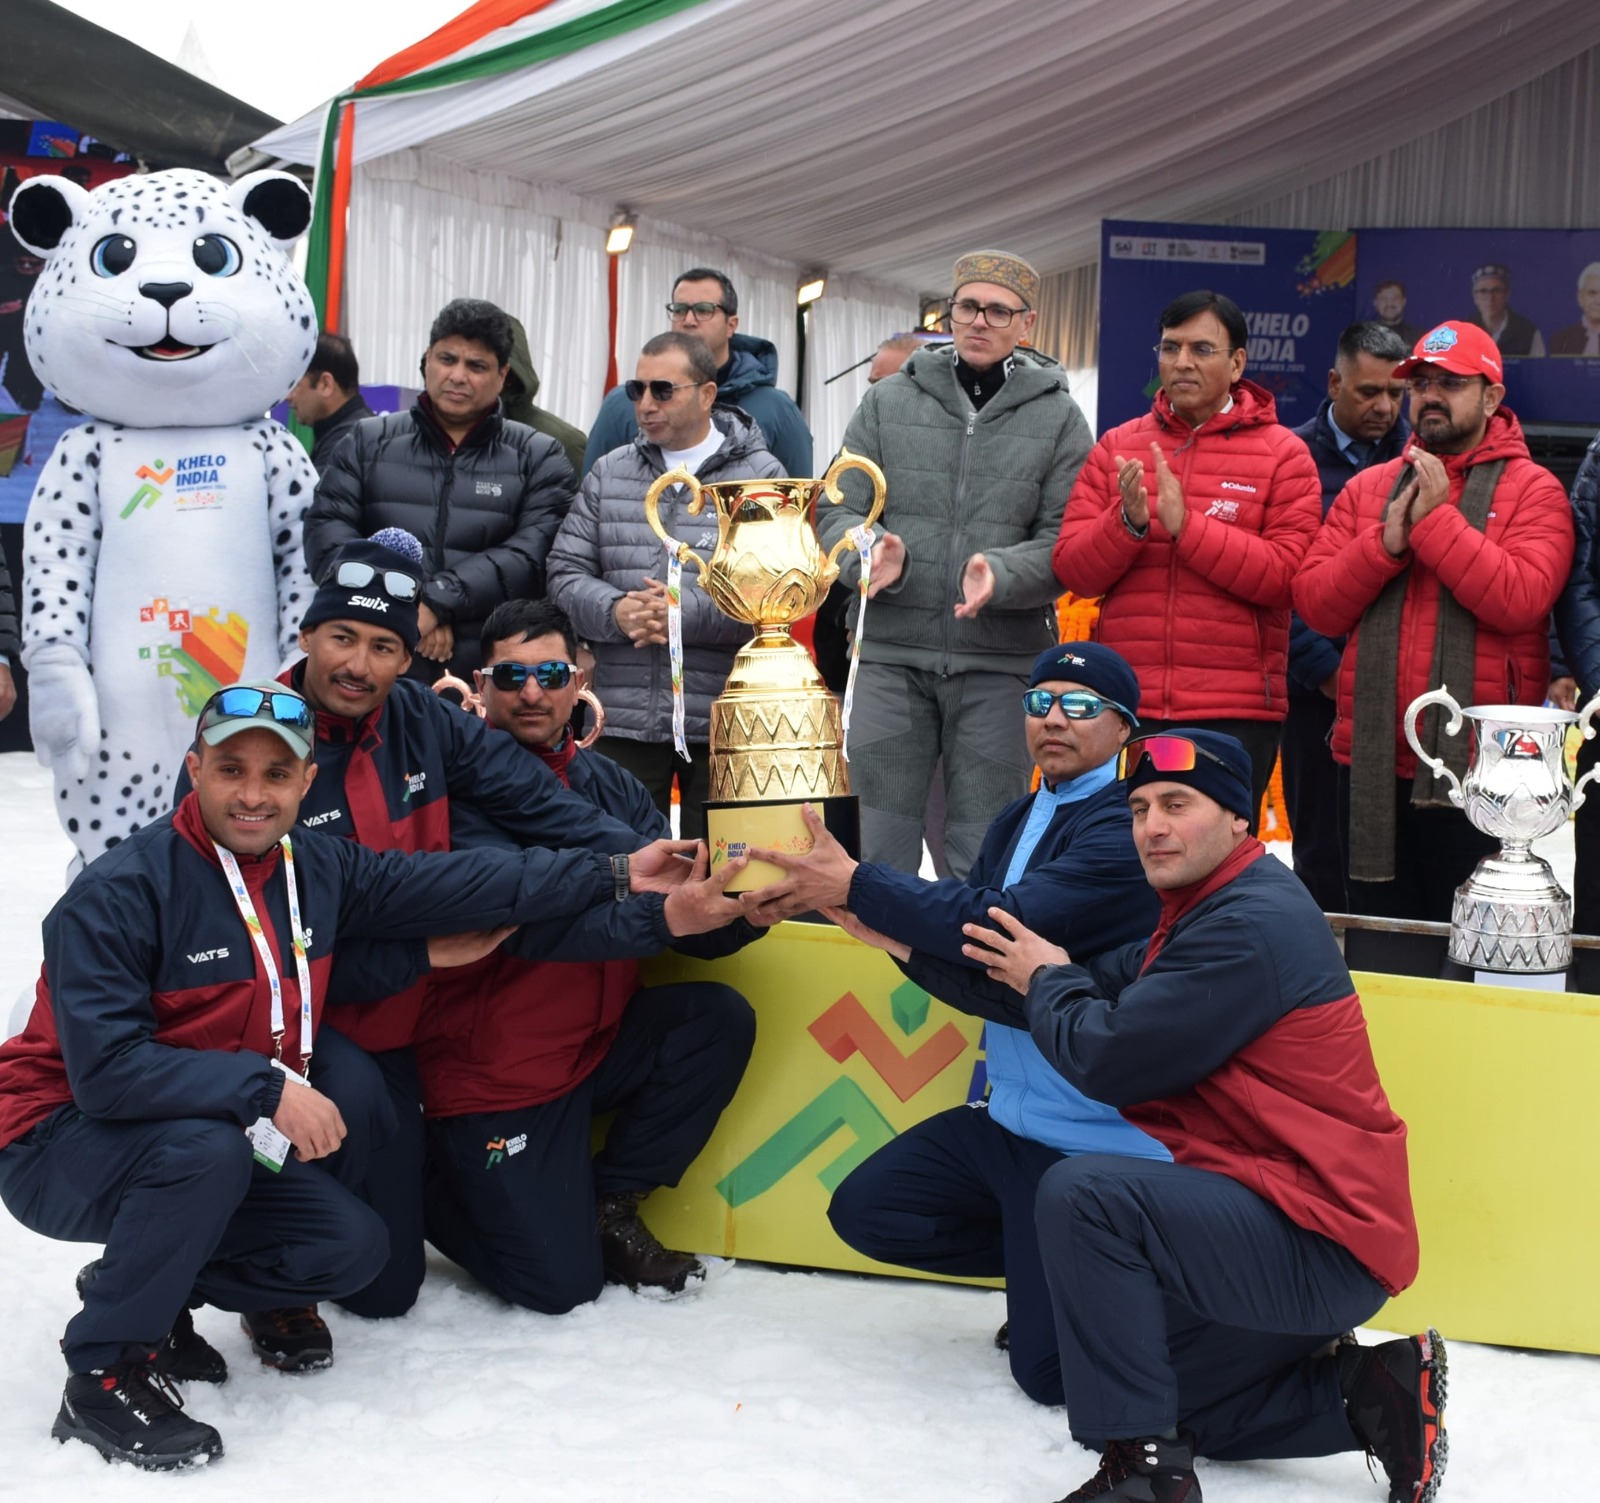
[0,683,717,1470]
[963,729,1443,1503]
[743,642,1162,1405]
[397,599,759,1307]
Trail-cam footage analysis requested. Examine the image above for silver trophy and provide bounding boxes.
[1405,686,1600,972]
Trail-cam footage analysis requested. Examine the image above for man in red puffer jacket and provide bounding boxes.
[1294,320,1573,921]
[1054,291,1320,828]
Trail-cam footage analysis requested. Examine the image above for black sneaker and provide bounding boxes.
[1339,1328,1448,1503]
[75,1260,227,1385]
[1057,1435,1201,1501]
[52,1346,223,1470]
[240,1306,334,1372]
[597,1191,706,1296]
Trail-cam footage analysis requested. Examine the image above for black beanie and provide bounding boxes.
[300,535,423,651]
[1122,727,1254,819]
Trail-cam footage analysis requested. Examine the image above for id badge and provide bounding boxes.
[246,1116,292,1172]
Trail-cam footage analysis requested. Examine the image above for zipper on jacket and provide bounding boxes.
[1161,433,1197,716]
[943,408,979,677]
[433,460,455,578]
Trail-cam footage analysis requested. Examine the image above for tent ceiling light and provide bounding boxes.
[797,276,826,306]
[606,211,636,256]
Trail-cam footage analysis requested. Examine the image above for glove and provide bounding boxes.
[25,643,100,785]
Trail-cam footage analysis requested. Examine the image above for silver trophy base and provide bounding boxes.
[1449,848,1572,973]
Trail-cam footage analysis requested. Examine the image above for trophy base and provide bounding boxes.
[1448,849,1573,973]
[704,794,860,894]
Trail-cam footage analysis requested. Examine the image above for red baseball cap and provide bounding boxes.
[1392,320,1504,385]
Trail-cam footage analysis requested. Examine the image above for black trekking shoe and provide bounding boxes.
[53,1346,223,1470]
[75,1260,227,1385]
[597,1191,706,1296]
[995,1321,1010,1351]
[1057,1435,1201,1501]
[1339,1328,1448,1503]
[240,1306,333,1372]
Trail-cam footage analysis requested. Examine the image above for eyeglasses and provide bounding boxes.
[1153,340,1235,361]
[1116,734,1237,781]
[623,378,708,403]
[947,297,1029,328]
[487,660,577,692]
[665,301,730,319]
[1405,372,1480,395]
[333,561,421,601]
[198,686,315,737]
[1022,689,1134,722]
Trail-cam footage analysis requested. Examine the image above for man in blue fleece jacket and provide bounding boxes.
[744,642,1161,1404]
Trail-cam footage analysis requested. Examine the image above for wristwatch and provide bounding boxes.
[610,852,630,901]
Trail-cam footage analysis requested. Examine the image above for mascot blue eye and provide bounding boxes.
[192,236,243,276]
[90,236,137,278]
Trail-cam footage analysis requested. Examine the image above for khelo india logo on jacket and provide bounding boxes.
[121,452,229,520]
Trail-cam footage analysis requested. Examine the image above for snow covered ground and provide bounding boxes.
[1,751,1595,1500]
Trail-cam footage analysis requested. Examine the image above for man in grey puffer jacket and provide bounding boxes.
[816,250,1092,877]
[548,332,783,840]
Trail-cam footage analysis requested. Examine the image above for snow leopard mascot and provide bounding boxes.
[8,168,318,868]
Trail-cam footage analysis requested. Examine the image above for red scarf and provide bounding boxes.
[534,733,576,787]
[1140,837,1265,973]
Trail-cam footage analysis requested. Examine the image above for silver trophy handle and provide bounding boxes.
[1403,685,1466,807]
[1573,690,1600,810]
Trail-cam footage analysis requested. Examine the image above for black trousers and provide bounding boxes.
[1336,767,1497,922]
[1279,691,1347,911]
[1036,1156,1383,1457]
[594,736,713,843]
[1133,718,1283,837]
[828,1102,1069,1405]
[0,1106,387,1372]
[420,982,753,1314]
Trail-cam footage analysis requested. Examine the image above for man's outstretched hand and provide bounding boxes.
[960,906,1070,995]
[663,843,750,936]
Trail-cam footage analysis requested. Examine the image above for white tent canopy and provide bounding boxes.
[251,0,1600,453]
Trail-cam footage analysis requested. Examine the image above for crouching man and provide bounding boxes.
[0,682,726,1470]
[964,730,1444,1503]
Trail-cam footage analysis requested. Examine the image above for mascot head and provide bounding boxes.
[8,168,316,428]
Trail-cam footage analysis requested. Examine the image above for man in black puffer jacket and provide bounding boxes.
[1554,430,1600,931]
[304,299,576,684]
[548,332,783,840]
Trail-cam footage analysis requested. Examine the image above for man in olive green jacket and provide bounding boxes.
[817,250,1090,877]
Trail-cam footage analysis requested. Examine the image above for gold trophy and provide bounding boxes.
[643,449,887,891]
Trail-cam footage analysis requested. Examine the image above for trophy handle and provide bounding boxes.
[820,446,888,575]
[1572,689,1600,809]
[643,465,712,585]
[575,686,607,750]
[1403,684,1466,806]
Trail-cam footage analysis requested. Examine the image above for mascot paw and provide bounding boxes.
[25,646,101,785]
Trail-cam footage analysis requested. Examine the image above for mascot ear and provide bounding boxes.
[227,170,313,248]
[8,174,91,256]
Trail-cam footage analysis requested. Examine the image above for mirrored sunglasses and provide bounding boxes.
[488,660,577,692]
[1022,689,1132,721]
[333,560,421,601]
[198,687,314,736]
[1116,734,1235,781]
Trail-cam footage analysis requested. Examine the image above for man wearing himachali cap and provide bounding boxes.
[1294,320,1571,921]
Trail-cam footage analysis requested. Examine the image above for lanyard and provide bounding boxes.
[215,837,314,1069]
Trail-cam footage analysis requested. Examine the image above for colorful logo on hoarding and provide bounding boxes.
[715,980,974,1207]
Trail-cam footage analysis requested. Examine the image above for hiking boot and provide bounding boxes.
[1057,1435,1200,1501]
[76,1260,227,1385]
[597,1191,706,1295]
[240,1306,333,1372]
[52,1346,223,1470]
[1339,1328,1448,1503]
[995,1321,1010,1351]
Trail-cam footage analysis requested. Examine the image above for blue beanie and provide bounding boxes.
[1122,727,1253,819]
[1028,642,1140,725]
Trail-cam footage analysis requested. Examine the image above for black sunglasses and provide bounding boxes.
[488,660,577,692]
[623,378,708,403]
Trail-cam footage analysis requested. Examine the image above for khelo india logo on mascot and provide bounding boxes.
[122,452,229,520]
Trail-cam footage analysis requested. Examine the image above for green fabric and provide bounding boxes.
[504,315,588,474]
[306,0,712,324]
